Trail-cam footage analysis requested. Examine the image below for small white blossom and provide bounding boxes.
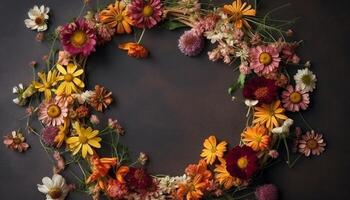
[272,118,294,136]
[24,5,50,32]
[294,68,317,92]
[37,174,69,200]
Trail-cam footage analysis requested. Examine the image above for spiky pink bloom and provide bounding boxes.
[178,30,204,56]
[192,15,219,36]
[128,0,163,29]
[38,99,68,126]
[281,85,310,112]
[255,184,278,200]
[249,45,281,75]
[41,126,59,146]
[59,19,97,56]
[298,130,326,157]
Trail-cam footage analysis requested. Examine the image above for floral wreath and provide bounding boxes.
[6,0,326,199]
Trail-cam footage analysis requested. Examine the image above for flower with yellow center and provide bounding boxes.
[66,122,101,158]
[56,63,85,96]
[200,135,227,165]
[289,91,302,104]
[177,174,207,200]
[222,0,256,29]
[253,100,288,130]
[242,124,270,151]
[33,70,58,101]
[99,1,133,34]
[214,158,242,189]
[70,31,87,47]
[259,52,272,65]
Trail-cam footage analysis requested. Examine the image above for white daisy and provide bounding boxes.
[24,5,50,32]
[272,118,294,136]
[37,174,69,200]
[72,90,95,104]
[294,68,317,92]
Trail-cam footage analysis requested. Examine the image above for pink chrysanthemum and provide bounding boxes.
[96,24,115,45]
[255,184,278,200]
[59,19,97,56]
[298,130,326,157]
[281,85,310,112]
[249,45,281,75]
[178,30,204,56]
[128,0,163,29]
[192,14,219,36]
[41,126,59,146]
[38,99,68,126]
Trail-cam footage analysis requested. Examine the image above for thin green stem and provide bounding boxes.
[137,28,146,44]
[298,112,313,130]
[283,136,290,165]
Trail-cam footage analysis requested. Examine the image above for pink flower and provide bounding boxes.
[41,126,59,146]
[108,118,125,135]
[96,24,115,45]
[90,114,100,125]
[38,99,68,126]
[268,150,279,158]
[192,15,219,36]
[281,42,300,64]
[281,85,310,112]
[298,130,326,157]
[59,19,97,56]
[255,184,278,200]
[3,131,30,153]
[57,51,71,66]
[249,45,281,75]
[53,151,65,174]
[239,62,251,75]
[178,30,204,56]
[128,0,163,29]
[208,47,221,62]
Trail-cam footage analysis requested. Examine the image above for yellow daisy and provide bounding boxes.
[222,0,256,29]
[253,100,288,130]
[66,122,101,158]
[56,63,85,96]
[33,70,59,101]
[200,135,227,165]
[214,158,242,189]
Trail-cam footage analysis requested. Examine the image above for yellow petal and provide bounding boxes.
[88,139,101,148]
[67,63,77,74]
[73,69,84,77]
[66,137,79,144]
[73,78,85,88]
[56,64,67,74]
[82,144,88,158]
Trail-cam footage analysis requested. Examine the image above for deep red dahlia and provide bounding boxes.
[243,76,279,104]
[225,145,259,180]
[125,167,153,191]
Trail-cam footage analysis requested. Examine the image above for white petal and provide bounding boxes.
[12,86,18,93]
[13,98,20,104]
[37,184,49,194]
[42,177,53,188]
[52,174,64,188]
[19,83,24,89]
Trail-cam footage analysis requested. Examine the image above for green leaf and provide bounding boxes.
[162,20,187,30]
[228,73,246,96]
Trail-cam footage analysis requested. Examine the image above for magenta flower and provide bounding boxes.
[249,45,281,75]
[281,85,310,112]
[178,30,204,56]
[41,126,59,146]
[59,19,97,56]
[298,130,326,157]
[255,184,278,200]
[128,0,163,29]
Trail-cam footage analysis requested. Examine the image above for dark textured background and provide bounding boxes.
[1,0,350,199]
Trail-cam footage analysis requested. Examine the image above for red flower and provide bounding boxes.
[125,167,153,191]
[225,146,259,180]
[243,76,278,104]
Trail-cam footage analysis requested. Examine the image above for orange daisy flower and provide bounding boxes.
[242,124,271,151]
[222,0,256,29]
[99,1,133,34]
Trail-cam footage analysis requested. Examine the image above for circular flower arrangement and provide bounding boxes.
[6,0,326,199]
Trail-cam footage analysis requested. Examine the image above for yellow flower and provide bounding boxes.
[253,100,288,130]
[54,118,70,148]
[200,135,227,165]
[56,63,85,96]
[214,158,242,189]
[33,70,58,101]
[242,124,270,151]
[99,1,133,34]
[66,122,102,158]
[222,0,256,29]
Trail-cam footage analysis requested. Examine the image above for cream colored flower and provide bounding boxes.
[37,174,69,200]
[24,5,50,32]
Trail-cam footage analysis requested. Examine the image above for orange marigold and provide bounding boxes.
[119,42,149,58]
[242,124,271,151]
[99,1,133,34]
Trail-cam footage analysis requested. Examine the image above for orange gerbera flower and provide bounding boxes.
[177,175,207,200]
[222,0,256,29]
[185,159,212,182]
[99,1,133,34]
[242,124,271,151]
[86,156,118,184]
[119,42,149,58]
[200,135,227,165]
[253,100,288,130]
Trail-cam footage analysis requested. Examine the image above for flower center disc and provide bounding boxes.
[142,5,154,17]
[13,137,23,144]
[115,14,124,22]
[35,16,45,25]
[71,30,88,47]
[79,135,88,144]
[237,156,248,169]
[47,105,61,118]
[306,139,318,149]
[48,187,63,199]
[259,52,272,65]
[64,74,74,82]
[254,86,269,99]
[301,74,312,85]
[289,92,302,103]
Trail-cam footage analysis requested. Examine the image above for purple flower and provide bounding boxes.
[59,19,97,56]
[255,184,278,200]
[178,30,204,56]
[128,0,163,29]
[41,126,59,146]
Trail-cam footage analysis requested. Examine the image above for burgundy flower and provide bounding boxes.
[128,0,163,29]
[125,167,153,191]
[255,184,278,200]
[243,76,279,104]
[59,19,97,56]
[225,146,259,180]
[41,126,59,146]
